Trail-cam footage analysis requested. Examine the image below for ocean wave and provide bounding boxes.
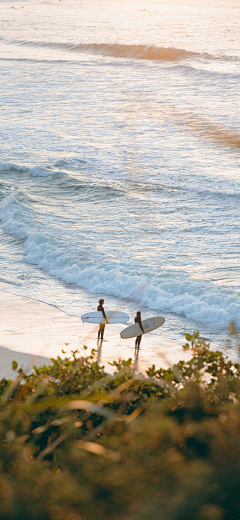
[30,166,59,177]
[0,160,60,178]
[0,160,28,173]
[7,38,221,62]
[49,43,198,61]
[6,38,240,63]
[54,158,87,169]
[166,63,240,80]
[1,157,239,201]
[0,193,29,239]
[18,244,240,328]
[1,193,239,329]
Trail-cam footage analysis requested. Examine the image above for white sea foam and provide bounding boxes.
[19,244,240,327]
[0,160,28,172]
[1,193,239,329]
[0,193,29,239]
[30,167,58,177]
[0,161,59,178]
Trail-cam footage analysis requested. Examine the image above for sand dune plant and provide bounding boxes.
[0,334,240,520]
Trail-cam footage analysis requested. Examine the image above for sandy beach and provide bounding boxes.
[0,284,192,380]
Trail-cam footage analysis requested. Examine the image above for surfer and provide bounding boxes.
[134,311,144,351]
[97,299,109,341]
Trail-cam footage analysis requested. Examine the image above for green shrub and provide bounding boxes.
[0,333,240,520]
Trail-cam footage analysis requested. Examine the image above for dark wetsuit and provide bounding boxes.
[97,304,107,341]
[135,315,144,349]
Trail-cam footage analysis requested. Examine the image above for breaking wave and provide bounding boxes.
[9,39,222,62]
[30,167,59,178]
[0,160,60,178]
[0,160,28,173]
[1,193,239,329]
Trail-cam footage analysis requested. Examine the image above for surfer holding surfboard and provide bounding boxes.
[97,299,109,341]
[134,311,144,351]
[120,315,165,341]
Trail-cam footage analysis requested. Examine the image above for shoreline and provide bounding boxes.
[0,286,192,380]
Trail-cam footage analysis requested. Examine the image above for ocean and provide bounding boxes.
[0,0,239,352]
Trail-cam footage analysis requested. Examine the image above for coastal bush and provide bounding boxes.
[0,332,240,520]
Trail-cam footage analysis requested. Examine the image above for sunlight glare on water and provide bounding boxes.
[0,0,239,351]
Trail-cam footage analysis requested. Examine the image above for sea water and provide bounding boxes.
[0,0,239,352]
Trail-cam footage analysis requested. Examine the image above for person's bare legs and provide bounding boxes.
[135,335,142,353]
[98,324,105,341]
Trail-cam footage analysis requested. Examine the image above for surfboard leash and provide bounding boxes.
[79,320,85,340]
[113,336,122,348]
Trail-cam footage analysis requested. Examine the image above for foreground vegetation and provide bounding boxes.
[1,331,240,520]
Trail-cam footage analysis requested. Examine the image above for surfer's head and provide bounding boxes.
[99,299,104,305]
[136,311,141,318]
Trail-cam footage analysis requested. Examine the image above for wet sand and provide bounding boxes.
[0,285,191,380]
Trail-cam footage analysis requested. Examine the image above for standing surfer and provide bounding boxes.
[97,299,109,341]
[134,311,144,351]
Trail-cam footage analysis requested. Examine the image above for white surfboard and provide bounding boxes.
[81,311,129,324]
[120,316,165,339]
